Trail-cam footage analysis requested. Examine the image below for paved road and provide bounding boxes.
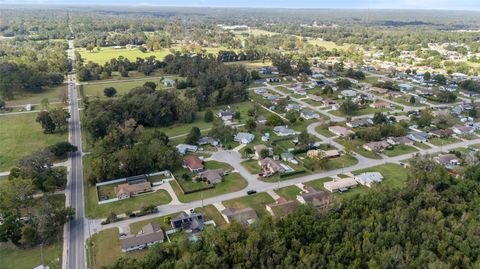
[65,39,86,269]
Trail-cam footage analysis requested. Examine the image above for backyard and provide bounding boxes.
[223,192,275,219]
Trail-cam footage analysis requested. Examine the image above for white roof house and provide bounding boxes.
[234,132,255,144]
[176,144,198,155]
[324,178,358,192]
[273,126,296,136]
[354,172,384,187]
[300,110,320,120]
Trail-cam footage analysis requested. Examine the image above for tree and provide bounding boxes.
[469,107,477,118]
[0,210,23,245]
[423,72,431,81]
[185,127,201,145]
[49,108,70,131]
[372,112,387,125]
[285,110,300,124]
[36,111,56,133]
[415,109,433,128]
[40,98,49,110]
[204,109,214,122]
[245,118,257,132]
[266,114,283,126]
[260,148,270,159]
[409,95,416,104]
[86,43,95,52]
[298,130,313,147]
[434,74,447,85]
[244,147,254,158]
[336,79,352,90]
[22,226,38,246]
[340,100,359,116]
[48,142,77,157]
[104,87,117,97]
[143,82,156,90]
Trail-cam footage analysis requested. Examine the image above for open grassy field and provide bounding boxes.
[87,228,147,269]
[0,240,63,269]
[5,84,67,107]
[80,76,176,98]
[223,192,275,219]
[304,177,332,191]
[170,172,248,203]
[315,125,336,137]
[0,113,67,171]
[429,137,461,146]
[383,145,418,157]
[306,39,351,50]
[77,47,172,64]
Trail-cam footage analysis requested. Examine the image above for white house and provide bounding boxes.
[354,172,384,187]
[234,132,255,144]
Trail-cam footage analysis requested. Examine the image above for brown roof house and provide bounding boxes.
[363,140,390,152]
[182,155,204,172]
[258,157,286,175]
[221,207,259,226]
[429,129,454,138]
[296,187,330,208]
[265,197,298,217]
[328,126,353,137]
[196,169,225,184]
[434,154,461,169]
[115,181,152,200]
[120,223,165,252]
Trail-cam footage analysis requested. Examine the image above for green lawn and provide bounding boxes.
[429,137,461,146]
[413,142,430,149]
[335,138,383,159]
[383,145,418,157]
[241,159,263,174]
[353,163,408,189]
[5,84,67,106]
[223,192,275,219]
[0,113,68,171]
[0,241,62,269]
[195,205,227,227]
[129,212,180,234]
[304,177,332,191]
[77,47,172,64]
[315,125,336,137]
[81,76,174,99]
[330,107,390,117]
[170,172,248,203]
[274,185,302,201]
[87,228,147,269]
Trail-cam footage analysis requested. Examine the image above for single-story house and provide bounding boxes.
[370,101,391,109]
[234,132,255,144]
[328,126,352,137]
[254,88,268,95]
[324,178,358,193]
[281,152,298,165]
[354,172,384,187]
[399,83,414,91]
[369,87,389,95]
[196,169,225,184]
[221,207,258,226]
[286,103,303,112]
[182,155,204,172]
[387,136,413,146]
[434,154,461,169]
[176,144,198,155]
[308,94,323,102]
[120,223,165,252]
[256,115,267,125]
[273,126,296,136]
[323,149,341,158]
[115,179,152,200]
[407,131,429,143]
[218,110,235,122]
[265,197,298,217]
[163,78,176,87]
[346,119,373,128]
[429,129,454,138]
[259,157,285,174]
[452,125,474,135]
[341,89,357,98]
[363,140,390,152]
[170,212,205,232]
[301,110,320,120]
[296,187,329,208]
[198,137,220,147]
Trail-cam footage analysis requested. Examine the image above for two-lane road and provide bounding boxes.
[66,39,86,269]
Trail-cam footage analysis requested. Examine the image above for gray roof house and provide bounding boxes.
[196,169,225,184]
[300,110,320,120]
[170,212,205,232]
[354,172,384,187]
[273,126,296,136]
[346,119,373,128]
[285,103,302,112]
[120,223,165,252]
[407,131,429,143]
[176,144,198,155]
[221,207,258,226]
[234,132,255,144]
[198,137,220,147]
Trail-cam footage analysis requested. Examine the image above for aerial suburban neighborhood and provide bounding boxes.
[1,3,480,269]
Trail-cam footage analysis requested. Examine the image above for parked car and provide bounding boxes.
[247,190,257,195]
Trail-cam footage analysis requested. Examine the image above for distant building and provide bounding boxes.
[120,223,165,252]
[198,137,220,147]
[370,101,391,109]
[434,154,461,169]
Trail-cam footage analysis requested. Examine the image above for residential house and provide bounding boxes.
[434,154,461,169]
[234,132,255,144]
[429,129,454,138]
[307,149,341,158]
[198,137,220,147]
[115,182,152,200]
[170,212,205,232]
[281,152,298,165]
[387,136,413,146]
[254,144,272,159]
[300,109,320,120]
[354,172,384,187]
[308,94,323,102]
[265,197,298,217]
[176,144,198,155]
[346,119,373,128]
[324,178,358,192]
[407,131,429,143]
[399,83,414,91]
[120,223,165,252]
[363,140,390,152]
[452,125,474,135]
[285,103,302,112]
[218,110,235,122]
[266,77,281,83]
[369,87,389,95]
[259,157,286,174]
[221,207,258,226]
[163,78,176,87]
[196,169,225,184]
[254,88,268,95]
[341,89,357,98]
[256,115,267,125]
[182,155,204,172]
[296,187,329,208]
[273,126,296,136]
[328,126,352,137]
[370,101,391,109]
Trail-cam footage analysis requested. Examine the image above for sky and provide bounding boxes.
[1,0,480,11]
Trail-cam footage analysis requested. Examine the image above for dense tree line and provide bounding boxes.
[105,156,480,268]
